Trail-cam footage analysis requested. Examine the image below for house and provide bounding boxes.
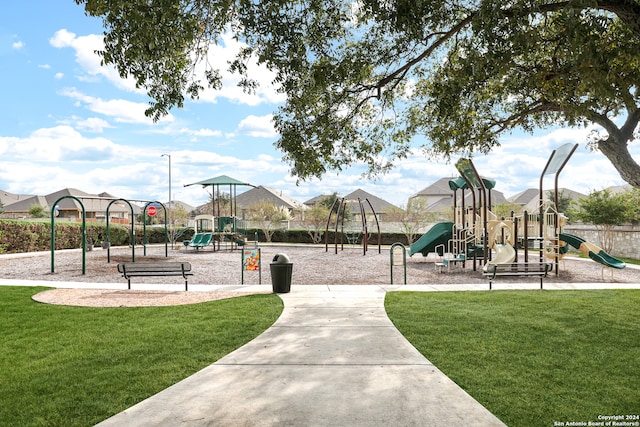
[235,186,306,219]
[509,188,539,211]
[343,189,398,220]
[410,177,508,214]
[303,194,330,208]
[1,195,49,218]
[305,189,398,222]
[509,188,586,213]
[0,190,29,208]
[1,188,135,223]
[408,177,455,212]
[167,200,196,215]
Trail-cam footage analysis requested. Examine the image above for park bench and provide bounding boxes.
[482,262,552,289]
[117,262,194,291]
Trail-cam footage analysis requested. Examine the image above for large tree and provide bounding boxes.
[76,0,640,187]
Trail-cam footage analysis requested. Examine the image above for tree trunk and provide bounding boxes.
[597,135,640,189]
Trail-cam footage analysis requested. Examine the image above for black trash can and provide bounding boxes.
[270,253,293,293]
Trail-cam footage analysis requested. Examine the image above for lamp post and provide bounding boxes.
[161,153,172,248]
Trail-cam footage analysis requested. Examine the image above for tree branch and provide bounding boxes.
[374,14,476,94]
[488,100,563,134]
[620,108,640,141]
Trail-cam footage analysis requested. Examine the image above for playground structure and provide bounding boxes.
[184,175,254,251]
[325,196,381,255]
[182,214,251,251]
[50,195,169,275]
[409,143,626,277]
[51,174,258,276]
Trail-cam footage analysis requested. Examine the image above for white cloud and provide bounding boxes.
[237,114,277,138]
[50,29,285,108]
[50,29,142,93]
[12,40,24,50]
[146,124,224,140]
[0,125,123,162]
[74,117,112,133]
[0,127,172,204]
[195,32,286,106]
[175,127,222,137]
[59,87,173,124]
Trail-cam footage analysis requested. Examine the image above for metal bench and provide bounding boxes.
[482,262,552,289]
[117,262,193,291]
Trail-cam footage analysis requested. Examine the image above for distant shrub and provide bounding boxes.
[0,220,132,253]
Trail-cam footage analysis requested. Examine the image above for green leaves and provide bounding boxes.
[570,188,635,226]
[76,0,640,187]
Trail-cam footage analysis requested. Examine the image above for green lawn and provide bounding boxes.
[385,290,640,427]
[0,287,283,427]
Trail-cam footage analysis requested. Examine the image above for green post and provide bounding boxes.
[390,242,407,285]
[106,199,136,263]
[50,196,86,275]
[50,212,55,273]
[142,201,169,258]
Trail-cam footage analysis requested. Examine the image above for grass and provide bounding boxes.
[385,290,640,427]
[0,287,283,426]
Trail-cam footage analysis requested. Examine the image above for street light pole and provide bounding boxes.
[161,153,172,248]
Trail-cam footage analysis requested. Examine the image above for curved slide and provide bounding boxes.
[483,243,516,272]
[410,222,454,257]
[559,233,626,269]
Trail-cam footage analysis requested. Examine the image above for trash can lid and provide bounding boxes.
[272,253,291,263]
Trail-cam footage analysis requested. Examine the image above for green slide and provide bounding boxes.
[410,222,454,257]
[559,233,626,269]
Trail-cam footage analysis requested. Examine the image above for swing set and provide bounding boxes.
[50,196,169,275]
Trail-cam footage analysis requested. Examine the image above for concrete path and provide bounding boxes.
[96,285,506,426]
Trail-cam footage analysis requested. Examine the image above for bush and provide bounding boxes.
[0,221,411,254]
[0,220,133,253]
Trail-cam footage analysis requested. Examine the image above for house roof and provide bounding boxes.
[413,176,498,197]
[3,188,131,214]
[168,200,196,212]
[509,188,586,206]
[236,186,305,211]
[303,195,331,206]
[343,189,398,213]
[45,188,128,212]
[509,188,539,205]
[415,188,508,212]
[0,190,26,206]
[3,195,49,213]
[410,178,455,198]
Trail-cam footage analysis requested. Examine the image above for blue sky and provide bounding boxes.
[1,1,637,209]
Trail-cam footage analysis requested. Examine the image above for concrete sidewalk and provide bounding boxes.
[96,285,506,426]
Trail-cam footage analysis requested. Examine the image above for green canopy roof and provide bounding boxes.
[448,177,468,191]
[184,175,253,188]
